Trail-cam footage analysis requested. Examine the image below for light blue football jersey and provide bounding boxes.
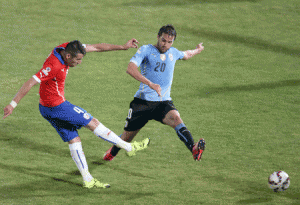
[130,44,184,101]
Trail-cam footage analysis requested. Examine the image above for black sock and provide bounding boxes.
[175,125,194,153]
[111,145,121,156]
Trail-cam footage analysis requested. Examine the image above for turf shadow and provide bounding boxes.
[0,162,84,193]
[205,173,274,203]
[122,0,261,6]
[184,28,300,57]
[238,198,273,204]
[200,79,300,96]
[237,183,300,204]
[0,131,69,158]
[0,162,62,178]
[0,178,87,201]
[205,172,299,203]
[97,162,157,180]
[0,122,70,158]
[108,190,156,201]
[52,177,82,187]
[91,160,105,166]
[66,170,82,176]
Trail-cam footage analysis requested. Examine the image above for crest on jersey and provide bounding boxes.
[83,113,90,120]
[41,67,51,77]
[169,54,173,61]
[160,54,166,61]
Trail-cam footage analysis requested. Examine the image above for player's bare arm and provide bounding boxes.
[126,62,161,96]
[3,77,39,119]
[182,43,204,60]
[85,38,139,52]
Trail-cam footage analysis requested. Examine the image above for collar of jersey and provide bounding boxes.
[53,47,66,65]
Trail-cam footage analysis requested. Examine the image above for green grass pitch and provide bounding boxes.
[0,0,299,204]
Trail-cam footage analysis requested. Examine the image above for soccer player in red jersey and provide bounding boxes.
[3,39,150,189]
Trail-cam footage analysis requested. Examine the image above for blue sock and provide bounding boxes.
[175,123,186,132]
[175,123,194,152]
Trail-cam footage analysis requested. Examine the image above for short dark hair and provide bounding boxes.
[158,24,177,41]
[65,40,86,57]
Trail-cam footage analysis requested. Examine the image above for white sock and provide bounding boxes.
[69,142,93,182]
[93,123,132,152]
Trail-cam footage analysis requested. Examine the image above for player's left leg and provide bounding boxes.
[162,110,194,151]
[162,109,206,161]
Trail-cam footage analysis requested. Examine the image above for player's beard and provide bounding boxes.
[157,44,167,53]
[155,42,168,53]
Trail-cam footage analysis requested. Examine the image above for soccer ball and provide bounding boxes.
[268,171,290,192]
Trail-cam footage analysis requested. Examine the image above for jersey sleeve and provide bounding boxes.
[129,45,149,67]
[33,61,58,83]
[174,48,185,60]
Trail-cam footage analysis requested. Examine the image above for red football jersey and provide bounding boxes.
[33,42,69,107]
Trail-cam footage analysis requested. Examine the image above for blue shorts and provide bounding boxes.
[39,101,93,142]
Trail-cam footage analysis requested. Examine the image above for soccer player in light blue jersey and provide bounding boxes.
[104,24,206,161]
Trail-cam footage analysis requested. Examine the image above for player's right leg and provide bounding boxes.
[86,118,150,159]
[86,118,132,151]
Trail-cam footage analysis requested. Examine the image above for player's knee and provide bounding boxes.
[68,136,81,144]
[172,113,182,124]
[86,118,100,131]
[121,130,139,142]
[167,115,182,128]
[91,118,100,125]
[94,122,111,137]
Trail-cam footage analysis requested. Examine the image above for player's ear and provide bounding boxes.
[66,53,72,60]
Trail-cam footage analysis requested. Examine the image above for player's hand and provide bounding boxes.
[124,38,139,49]
[3,105,14,119]
[149,83,162,97]
[196,43,204,52]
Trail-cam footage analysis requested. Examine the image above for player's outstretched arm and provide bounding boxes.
[85,38,139,53]
[126,62,161,96]
[3,77,39,119]
[182,43,204,60]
